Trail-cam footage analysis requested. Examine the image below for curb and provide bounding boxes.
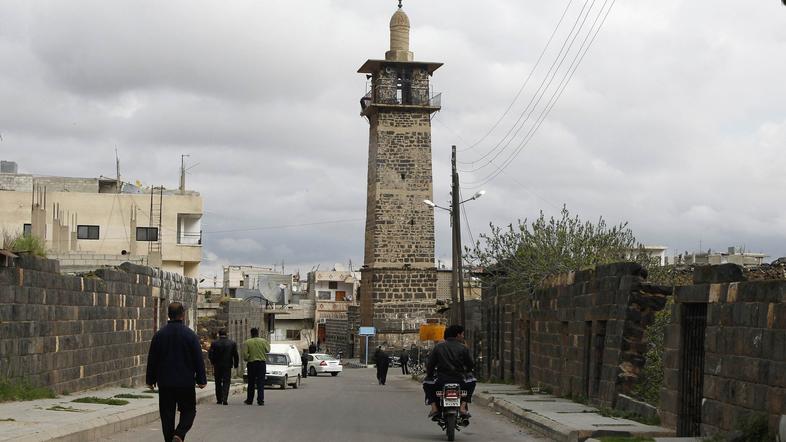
[9,385,246,442]
[474,392,578,442]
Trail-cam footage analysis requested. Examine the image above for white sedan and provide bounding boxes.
[306,354,343,376]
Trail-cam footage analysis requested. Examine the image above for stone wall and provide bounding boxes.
[660,264,786,435]
[324,318,350,356]
[481,263,670,408]
[0,255,197,394]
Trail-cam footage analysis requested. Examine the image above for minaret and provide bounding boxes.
[358,4,442,351]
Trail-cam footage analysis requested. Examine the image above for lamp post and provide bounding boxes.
[424,147,485,325]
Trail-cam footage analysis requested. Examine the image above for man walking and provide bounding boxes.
[208,329,238,405]
[375,346,390,385]
[146,302,206,442]
[400,349,410,375]
[243,328,270,406]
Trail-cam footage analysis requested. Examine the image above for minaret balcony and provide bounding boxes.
[360,90,442,116]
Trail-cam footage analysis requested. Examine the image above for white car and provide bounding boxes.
[265,353,301,389]
[306,353,343,376]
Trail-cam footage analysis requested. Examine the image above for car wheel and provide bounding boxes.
[331,372,338,377]
[292,375,300,389]
[309,366,317,376]
[281,375,288,389]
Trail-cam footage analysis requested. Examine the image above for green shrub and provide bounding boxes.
[0,379,56,402]
[71,397,129,406]
[734,413,774,442]
[3,232,46,257]
[114,393,154,399]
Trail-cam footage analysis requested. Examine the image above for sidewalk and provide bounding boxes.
[0,382,245,442]
[472,383,675,442]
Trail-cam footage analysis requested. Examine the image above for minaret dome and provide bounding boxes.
[386,7,413,62]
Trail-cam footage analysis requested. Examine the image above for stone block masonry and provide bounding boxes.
[0,254,197,394]
[481,262,670,409]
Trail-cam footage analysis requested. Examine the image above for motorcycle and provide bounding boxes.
[434,383,470,441]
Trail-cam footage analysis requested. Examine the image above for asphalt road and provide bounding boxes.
[109,368,546,442]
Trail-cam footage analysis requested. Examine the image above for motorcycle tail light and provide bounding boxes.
[445,390,459,398]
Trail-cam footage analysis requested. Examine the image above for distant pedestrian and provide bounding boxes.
[146,302,206,442]
[208,329,239,405]
[243,328,270,406]
[301,349,309,378]
[375,346,390,385]
[400,350,410,375]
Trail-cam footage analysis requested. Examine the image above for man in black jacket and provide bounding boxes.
[423,324,476,418]
[208,329,239,405]
[146,302,206,442]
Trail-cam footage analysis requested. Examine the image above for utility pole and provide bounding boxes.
[451,146,466,326]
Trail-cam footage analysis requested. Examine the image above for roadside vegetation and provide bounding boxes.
[71,397,129,406]
[0,379,56,402]
[1,230,46,257]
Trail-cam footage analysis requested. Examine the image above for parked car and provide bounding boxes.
[306,353,343,376]
[265,353,301,389]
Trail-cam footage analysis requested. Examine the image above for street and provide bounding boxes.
[108,368,545,442]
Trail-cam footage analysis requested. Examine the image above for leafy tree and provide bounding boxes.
[468,206,638,294]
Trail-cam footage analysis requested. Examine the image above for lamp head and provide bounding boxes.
[473,190,486,200]
[423,199,436,208]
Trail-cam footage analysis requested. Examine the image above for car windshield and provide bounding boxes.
[267,354,288,365]
[314,355,336,361]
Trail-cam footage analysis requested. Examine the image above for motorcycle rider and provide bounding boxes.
[423,324,476,419]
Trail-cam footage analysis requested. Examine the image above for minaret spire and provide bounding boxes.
[398,0,403,8]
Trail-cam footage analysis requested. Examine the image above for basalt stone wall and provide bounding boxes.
[481,262,670,408]
[324,318,350,357]
[0,255,196,394]
[660,264,786,435]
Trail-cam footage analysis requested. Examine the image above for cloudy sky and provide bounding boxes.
[2,0,786,280]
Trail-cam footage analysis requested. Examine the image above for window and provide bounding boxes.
[328,281,338,290]
[135,227,159,242]
[286,330,301,340]
[317,291,331,300]
[77,225,100,240]
[23,224,31,236]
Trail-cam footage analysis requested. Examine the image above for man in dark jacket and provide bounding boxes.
[399,349,410,375]
[423,324,475,419]
[208,329,238,405]
[146,302,206,442]
[375,346,390,385]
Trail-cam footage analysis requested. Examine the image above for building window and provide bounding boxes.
[318,291,332,300]
[23,224,31,236]
[328,281,338,290]
[286,330,301,340]
[239,280,244,287]
[135,227,159,242]
[77,225,100,240]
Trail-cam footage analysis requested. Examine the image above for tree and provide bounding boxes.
[468,206,637,295]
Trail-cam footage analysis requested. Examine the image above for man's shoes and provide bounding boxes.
[244,400,253,405]
[459,411,472,418]
[216,401,221,404]
[258,401,264,406]
[222,401,228,405]
[172,436,183,442]
[428,410,440,421]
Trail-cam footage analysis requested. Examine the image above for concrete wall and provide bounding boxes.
[0,255,197,394]
[481,262,670,408]
[0,189,202,278]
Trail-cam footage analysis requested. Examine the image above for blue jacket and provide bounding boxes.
[146,320,207,388]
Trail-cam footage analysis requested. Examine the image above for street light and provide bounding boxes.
[424,188,485,326]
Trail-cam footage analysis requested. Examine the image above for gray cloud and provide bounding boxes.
[2,0,786,279]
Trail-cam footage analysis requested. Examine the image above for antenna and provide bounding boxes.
[180,154,190,192]
[115,148,121,193]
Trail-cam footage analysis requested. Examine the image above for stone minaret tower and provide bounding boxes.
[358,4,442,350]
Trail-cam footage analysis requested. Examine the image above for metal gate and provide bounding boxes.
[678,303,707,436]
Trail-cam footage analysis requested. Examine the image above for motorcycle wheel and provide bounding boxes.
[445,413,456,441]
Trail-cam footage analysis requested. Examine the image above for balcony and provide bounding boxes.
[360,89,442,115]
[177,214,202,246]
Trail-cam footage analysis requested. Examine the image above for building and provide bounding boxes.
[358,5,442,352]
[308,269,360,348]
[0,161,202,278]
[436,268,482,302]
[627,245,669,266]
[222,265,276,297]
[678,246,767,267]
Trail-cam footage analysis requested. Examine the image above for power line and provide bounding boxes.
[458,0,576,153]
[204,218,364,234]
[458,0,595,168]
[462,0,616,188]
